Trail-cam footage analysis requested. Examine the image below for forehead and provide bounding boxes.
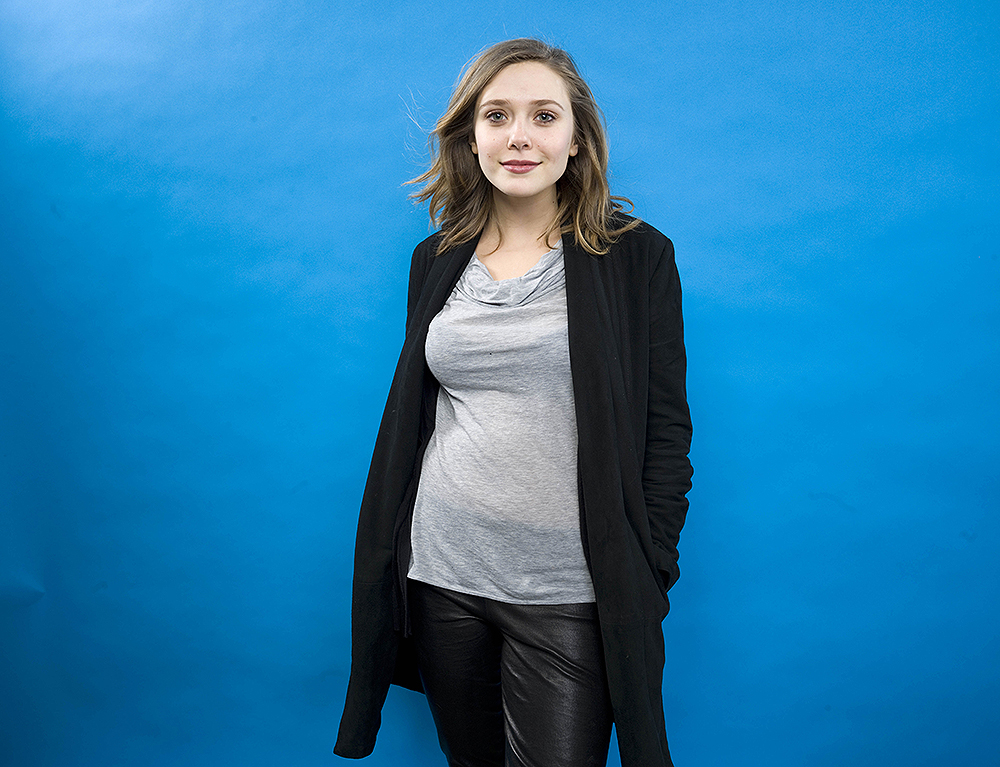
[477,61,571,106]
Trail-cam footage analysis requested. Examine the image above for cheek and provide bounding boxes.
[546,131,574,158]
[473,147,491,177]
[480,136,499,158]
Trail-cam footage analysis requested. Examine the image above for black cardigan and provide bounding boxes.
[335,220,693,766]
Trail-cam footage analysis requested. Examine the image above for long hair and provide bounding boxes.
[408,38,639,256]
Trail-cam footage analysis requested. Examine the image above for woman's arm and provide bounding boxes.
[642,237,694,593]
[405,237,436,333]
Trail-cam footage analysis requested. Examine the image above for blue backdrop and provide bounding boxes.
[2,1,997,765]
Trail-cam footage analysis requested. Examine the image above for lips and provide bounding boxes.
[501,160,539,174]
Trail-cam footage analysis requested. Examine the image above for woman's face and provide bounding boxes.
[471,61,579,207]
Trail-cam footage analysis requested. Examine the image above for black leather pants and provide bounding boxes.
[408,579,613,767]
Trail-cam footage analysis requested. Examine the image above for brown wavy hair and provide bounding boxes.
[408,38,639,256]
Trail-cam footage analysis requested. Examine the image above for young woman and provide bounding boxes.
[334,38,693,767]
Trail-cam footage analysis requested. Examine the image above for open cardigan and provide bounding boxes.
[334,219,693,766]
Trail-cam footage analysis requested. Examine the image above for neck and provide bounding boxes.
[481,189,560,254]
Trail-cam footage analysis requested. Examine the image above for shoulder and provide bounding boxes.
[411,230,445,261]
[603,216,676,285]
[608,214,673,256]
[405,230,477,320]
[406,230,446,291]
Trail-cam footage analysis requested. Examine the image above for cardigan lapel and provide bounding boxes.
[398,237,476,460]
[564,240,661,622]
[409,240,477,348]
[564,242,620,575]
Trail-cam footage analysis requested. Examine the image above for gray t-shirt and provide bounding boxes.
[407,242,596,604]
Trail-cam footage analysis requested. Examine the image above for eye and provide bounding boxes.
[535,111,557,123]
[485,111,506,123]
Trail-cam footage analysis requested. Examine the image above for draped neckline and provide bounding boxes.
[458,241,565,308]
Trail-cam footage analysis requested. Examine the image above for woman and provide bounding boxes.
[334,38,692,767]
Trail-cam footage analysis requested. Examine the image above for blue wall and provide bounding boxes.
[2,1,997,765]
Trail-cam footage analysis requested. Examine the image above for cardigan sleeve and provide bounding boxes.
[643,237,693,593]
[405,237,434,334]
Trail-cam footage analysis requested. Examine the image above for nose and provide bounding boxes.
[507,117,530,150]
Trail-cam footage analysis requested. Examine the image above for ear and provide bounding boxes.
[569,141,578,157]
[471,141,478,155]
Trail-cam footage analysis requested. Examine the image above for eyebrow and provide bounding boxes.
[479,98,566,109]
